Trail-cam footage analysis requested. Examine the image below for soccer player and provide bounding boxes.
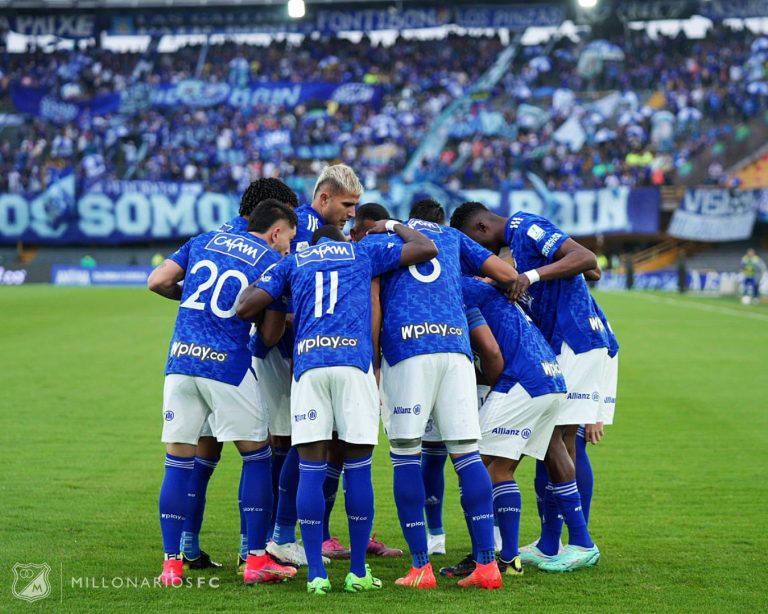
[450,202,608,572]
[373,211,518,590]
[148,199,300,586]
[237,220,437,595]
[741,248,766,305]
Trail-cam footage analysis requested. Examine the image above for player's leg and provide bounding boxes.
[381,355,437,588]
[575,426,594,525]
[270,435,290,539]
[158,375,207,585]
[332,366,384,592]
[291,368,335,594]
[434,354,501,590]
[206,370,296,584]
[485,456,522,573]
[422,436,448,555]
[180,425,223,569]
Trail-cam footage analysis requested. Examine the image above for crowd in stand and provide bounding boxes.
[0,24,765,195]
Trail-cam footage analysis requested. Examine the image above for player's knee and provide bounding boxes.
[389,438,422,456]
[445,439,478,455]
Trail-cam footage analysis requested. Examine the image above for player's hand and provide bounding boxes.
[585,422,604,444]
[508,273,531,302]
[366,220,393,235]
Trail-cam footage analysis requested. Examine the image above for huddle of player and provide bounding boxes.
[148,164,619,595]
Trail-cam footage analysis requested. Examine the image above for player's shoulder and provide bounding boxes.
[293,239,357,267]
[406,218,445,235]
[198,230,275,268]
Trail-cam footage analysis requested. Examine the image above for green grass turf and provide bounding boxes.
[1,287,767,613]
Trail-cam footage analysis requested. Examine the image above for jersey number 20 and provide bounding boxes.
[180,259,249,318]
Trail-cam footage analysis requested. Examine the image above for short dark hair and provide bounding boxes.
[240,178,299,217]
[247,199,298,233]
[311,224,346,245]
[409,199,445,224]
[355,202,391,223]
[449,201,488,231]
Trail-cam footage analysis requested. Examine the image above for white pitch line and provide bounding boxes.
[630,292,768,323]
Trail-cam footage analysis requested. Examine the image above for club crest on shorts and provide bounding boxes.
[12,563,51,603]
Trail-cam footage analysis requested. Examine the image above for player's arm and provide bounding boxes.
[147,259,185,300]
[470,324,503,388]
[259,310,286,347]
[511,238,598,302]
[367,219,438,265]
[584,265,602,282]
[479,255,518,288]
[371,277,382,385]
[237,287,278,321]
[584,422,605,444]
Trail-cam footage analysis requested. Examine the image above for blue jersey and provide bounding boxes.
[377,219,493,366]
[462,277,566,397]
[290,205,325,253]
[165,231,282,385]
[590,296,619,357]
[466,307,487,332]
[505,212,610,355]
[257,237,403,380]
[219,216,248,233]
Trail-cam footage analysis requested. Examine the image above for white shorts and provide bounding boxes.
[291,366,379,446]
[198,415,214,439]
[381,353,480,442]
[597,352,619,425]
[253,349,292,437]
[423,384,490,443]
[556,342,608,426]
[161,371,269,444]
[478,385,563,461]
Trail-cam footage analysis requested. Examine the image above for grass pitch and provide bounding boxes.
[1,287,767,613]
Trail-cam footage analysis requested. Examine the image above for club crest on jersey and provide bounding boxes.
[407,219,443,233]
[205,233,268,266]
[527,224,545,241]
[295,242,355,266]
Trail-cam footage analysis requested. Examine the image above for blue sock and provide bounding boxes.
[391,452,429,568]
[159,453,194,556]
[452,451,495,565]
[422,445,447,535]
[180,456,218,559]
[238,468,247,558]
[534,460,548,526]
[552,480,593,548]
[322,462,342,542]
[460,485,478,560]
[493,480,522,562]
[537,482,564,555]
[270,447,290,540]
[343,455,374,577]
[240,446,273,555]
[297,459,328,581]
[575,427,594,525]
[273,447,299,545]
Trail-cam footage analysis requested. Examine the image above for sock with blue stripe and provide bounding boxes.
[537,482,564,556]
[552,480,593,548]
[422,444,447,536]
[273,447,299,545]
[322,462,342,542]
[240,446,273,555]
[452,451,495,565]
[270,447,290,540]
[460,484,478,560]
[575,427,594,525]
[493,480,522,561]
[297,459,328,580]
[343,454,374,577]
[391,452,429,568]
[180,455,219,559]
[534,460,548,527]
[238,468,247,559]
[159,453,194,557]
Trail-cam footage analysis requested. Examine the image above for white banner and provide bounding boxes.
[668,189,759,241]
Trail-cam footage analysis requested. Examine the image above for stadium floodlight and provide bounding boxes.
[287,0,306,19]
[577,0,599,8]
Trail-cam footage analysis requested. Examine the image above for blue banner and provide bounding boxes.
[11,80,382,120]
[3,14,97,38]
[699,0,768,19]
[51,265,155,287]
[455,5,564,29]
[597,269,743,293]
[668,189,759,241]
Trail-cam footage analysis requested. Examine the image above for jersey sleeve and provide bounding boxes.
[361,236,404,277]
[523,216,569,261]
[256,258,291,302]
[458,232,494,276]
[461,276,488,310]
[168,239,192,270]
[466,307,487,332]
